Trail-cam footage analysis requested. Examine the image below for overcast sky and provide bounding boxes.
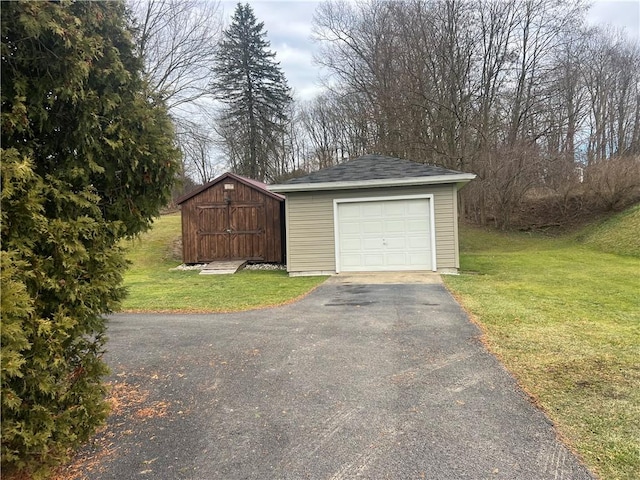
[219,0,640,101]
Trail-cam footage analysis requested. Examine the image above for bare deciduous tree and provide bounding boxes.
[176,124,219,184]
[309,0,639,228]
[130,0,222,111]
[129,0,222,190]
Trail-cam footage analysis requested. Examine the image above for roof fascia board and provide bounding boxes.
[269,173,477,193]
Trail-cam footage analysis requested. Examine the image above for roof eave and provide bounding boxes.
[269,174,477,193]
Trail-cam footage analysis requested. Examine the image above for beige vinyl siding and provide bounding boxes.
[432,187,457,269]
[285,184,460,273]
[285,192,336,272]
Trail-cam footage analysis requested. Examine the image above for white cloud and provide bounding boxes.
[272,42,327,99]
[273,42,313,65]
[588,0,640,41]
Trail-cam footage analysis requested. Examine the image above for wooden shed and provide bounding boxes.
[177,172,285,264]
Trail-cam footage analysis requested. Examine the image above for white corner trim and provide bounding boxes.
[269,173,476,193]
[429,196,437,271]
[333,194,437,273]
[333,199,342,273]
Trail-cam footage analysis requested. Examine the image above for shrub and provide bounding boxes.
[1,2,179,476]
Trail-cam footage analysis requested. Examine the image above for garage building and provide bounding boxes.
[269,155,475,275]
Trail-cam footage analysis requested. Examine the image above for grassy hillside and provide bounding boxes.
[444,211,640,480]
[575,204,640,257]
[119,213,326,312]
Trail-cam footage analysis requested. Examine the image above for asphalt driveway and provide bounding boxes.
[72,279,594,479]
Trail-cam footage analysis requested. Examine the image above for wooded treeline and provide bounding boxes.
[134,0,640,229]
[299,0,640,228]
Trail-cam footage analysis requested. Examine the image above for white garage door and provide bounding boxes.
[336,198,433,272]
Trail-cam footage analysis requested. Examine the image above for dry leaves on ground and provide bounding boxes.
[51,376,172,480]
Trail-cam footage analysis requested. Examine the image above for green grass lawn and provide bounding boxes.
[575,203,640,258]
[120,213,327,312]
[444,209,640,480]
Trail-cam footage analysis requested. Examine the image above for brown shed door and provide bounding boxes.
[196,203,265,262]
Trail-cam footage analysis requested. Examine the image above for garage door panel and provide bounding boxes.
[337,198,433,272]
[363,254,385,266]
[363,238,383,249]
[361,203,384,217]
[385,220,405,233]
[386,253,408,265]
[409,252,431,263]
[341,223,361,234]
[385,237,407,249]
[341,256,363,267]
[408,236,430,248]
[362,221,384,234]
[407,201,430,215]
[383,202,405,215]
[340,204,361,219]
[341,238,362,251]
[407,219,430,232]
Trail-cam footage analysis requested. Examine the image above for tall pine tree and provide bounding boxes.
[212,3,292,181]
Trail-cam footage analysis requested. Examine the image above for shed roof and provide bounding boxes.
[176,172,284,205]
[270,154,475,193]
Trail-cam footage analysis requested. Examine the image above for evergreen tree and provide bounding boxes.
[1,1,180,476]
[212,3,292,181]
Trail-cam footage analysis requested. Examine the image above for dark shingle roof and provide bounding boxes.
[283,154,464,184]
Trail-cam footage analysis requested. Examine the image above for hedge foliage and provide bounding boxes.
[1,1,180,476]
